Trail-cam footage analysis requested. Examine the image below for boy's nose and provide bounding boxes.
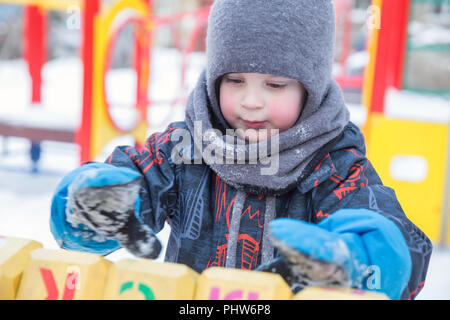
[240,91,264,110]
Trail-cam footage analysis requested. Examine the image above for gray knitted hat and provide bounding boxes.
[206,0,337,128]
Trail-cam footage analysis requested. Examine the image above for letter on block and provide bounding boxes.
[0,236,43,299]
[195,267,292,300]
[293,286,389,300]
[103,259,198,300]
[16,248,111,300]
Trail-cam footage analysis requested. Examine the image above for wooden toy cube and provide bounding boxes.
[103,259,198,300]
[16,248,111,300]
[294,286,389,300]
[0,236,43,299]
[195,267,292,300]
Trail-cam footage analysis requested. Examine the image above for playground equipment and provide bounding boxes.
[1,235,389,300]
[0,0,210,168]
[0,0,153,167]
[362,0,450,245]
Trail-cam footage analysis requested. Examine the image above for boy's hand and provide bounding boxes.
[66,164,162,259]
[258,209,412,300]
[257,215,369,292]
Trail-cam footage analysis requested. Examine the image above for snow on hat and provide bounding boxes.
[205,0,337,128]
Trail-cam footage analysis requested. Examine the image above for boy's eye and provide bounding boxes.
[224,77,244,84]
[267,82,287,89]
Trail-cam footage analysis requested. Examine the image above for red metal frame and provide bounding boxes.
[24,5,46,104]
[76,0,99,164]
[369,0,411,114]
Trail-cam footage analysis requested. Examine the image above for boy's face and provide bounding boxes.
[219,72,305,142]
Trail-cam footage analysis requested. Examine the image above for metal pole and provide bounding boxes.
[76,0,99,164]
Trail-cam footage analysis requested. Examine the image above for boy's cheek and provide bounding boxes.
[219,91,238,119]
[268,102,301,130]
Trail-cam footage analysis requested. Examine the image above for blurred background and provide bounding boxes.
[0,0,449,299]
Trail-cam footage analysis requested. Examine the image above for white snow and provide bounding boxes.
[0,58,81,130]
[0,47,449,299]
[409,21,450,47]
[385,88,450,124]
[347,103,367,127]
[345,51,370,74]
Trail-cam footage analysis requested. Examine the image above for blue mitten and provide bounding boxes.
[51,163,161,259]
[259,209,412,300]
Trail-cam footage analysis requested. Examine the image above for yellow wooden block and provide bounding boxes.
[0,236,43,300]
[103,259,198,300]
[366,113,449,242]
[195,267,292,300]
[16,248,111,300]
[293,286,389,300]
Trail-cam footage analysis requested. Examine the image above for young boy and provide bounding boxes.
[50,0,432,300]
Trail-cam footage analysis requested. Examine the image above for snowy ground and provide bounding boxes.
[0,50,449,299]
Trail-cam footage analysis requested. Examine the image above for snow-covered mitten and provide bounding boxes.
[257,209,412,300]
[257,217,365,292]
[66,163,162,259]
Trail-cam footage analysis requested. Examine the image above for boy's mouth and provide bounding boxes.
[242,119,267,129]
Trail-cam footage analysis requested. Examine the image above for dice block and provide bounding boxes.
[103,259,198,300]
[16,248,111,300]
[195,267,292,300]
[0,236,43,299]
[294,286,389,300]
